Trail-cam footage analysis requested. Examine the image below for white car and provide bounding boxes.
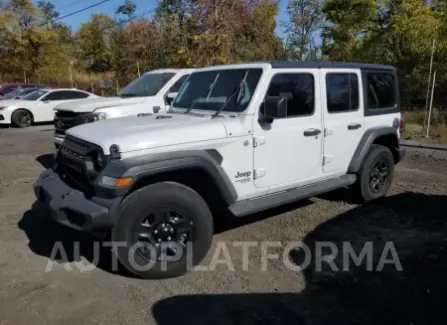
[35,61,406,279]
[53,69,194,148]
[0,88,98,128]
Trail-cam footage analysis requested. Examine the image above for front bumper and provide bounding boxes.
[34,169,121,232]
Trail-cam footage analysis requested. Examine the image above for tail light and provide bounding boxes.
[399,117,405,133]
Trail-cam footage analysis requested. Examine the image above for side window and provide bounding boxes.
[44,91,88,100]
[43,91,64,101]
[169,74,189,93]
[64,91,89,99]
[265,73,314,117]
[366,72,396,109]
[326,73,359,113]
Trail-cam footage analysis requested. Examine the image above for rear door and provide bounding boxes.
[321,69,364,174]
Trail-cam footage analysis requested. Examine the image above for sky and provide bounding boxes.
[31,0,288,36]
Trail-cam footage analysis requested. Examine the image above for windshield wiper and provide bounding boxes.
[212,72,248,118]
[184,99,199,114]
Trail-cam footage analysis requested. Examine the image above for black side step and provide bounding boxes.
[229,175,357,217]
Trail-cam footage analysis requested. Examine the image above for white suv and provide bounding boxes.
[35,61,405,279]
[53,68,194,147]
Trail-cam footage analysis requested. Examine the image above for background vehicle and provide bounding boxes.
[35,61,405,279]
[53,68,193,148]
[0,83,54,98]
[0,88,98,128]
[1,87,41,100]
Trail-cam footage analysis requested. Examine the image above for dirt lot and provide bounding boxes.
[0,125,447,325]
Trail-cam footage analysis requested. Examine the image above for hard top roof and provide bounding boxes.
[264,61,395,71]
[193,61,395,72]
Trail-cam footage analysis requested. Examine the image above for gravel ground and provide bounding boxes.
[0,125,446,325]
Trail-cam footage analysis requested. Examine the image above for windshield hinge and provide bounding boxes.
[253,136,266,147]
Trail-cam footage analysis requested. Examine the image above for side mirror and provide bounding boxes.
[42,99,50,104]
[262,96,287,121]
[165,92,177,105]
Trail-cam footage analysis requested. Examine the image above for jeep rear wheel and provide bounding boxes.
[355,144,394,202]
[112,182,213,279]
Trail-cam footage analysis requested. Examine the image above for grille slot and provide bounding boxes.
[54,111,89,136]
[56,136,105,194]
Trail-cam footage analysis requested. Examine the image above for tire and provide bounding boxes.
[112,182,213,279]
[354,144,394,202]
[11,109,33,128]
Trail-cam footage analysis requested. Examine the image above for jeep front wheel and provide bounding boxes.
[112,182,213,279]
[355,144,394,202]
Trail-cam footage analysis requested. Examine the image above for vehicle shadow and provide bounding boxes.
[17,198,313,279]
[152,192,447,325]
[35,154,54,169]
[17,201,135,278]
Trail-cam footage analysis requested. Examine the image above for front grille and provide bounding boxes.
[56,136,104,194]
[54,111,89,136]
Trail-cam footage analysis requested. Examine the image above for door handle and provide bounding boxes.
[303,129,321,137]
[348,123,362,130]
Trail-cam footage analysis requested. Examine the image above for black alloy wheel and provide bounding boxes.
[369,158,389,193]
[134,208,194,262]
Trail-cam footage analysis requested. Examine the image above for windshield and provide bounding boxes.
[4,88,37,99]
[3,89,20,99]
[22,89,48,101]
[172,68,263,113]
[119,73,175,97]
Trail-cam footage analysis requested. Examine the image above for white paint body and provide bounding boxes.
[66,63,402,202]
[0,88,97,125]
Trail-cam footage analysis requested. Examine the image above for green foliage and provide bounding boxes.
[1,0,447,110]
[284,0,324,60]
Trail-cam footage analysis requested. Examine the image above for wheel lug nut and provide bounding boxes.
[167,236,171,241]
[154,230,158,234]
[158,238,162,243]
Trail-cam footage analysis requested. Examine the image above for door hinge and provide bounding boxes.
[253,168,266,179]
[324,128,334,137]
[323,156,333,165]
[253,136,266,147]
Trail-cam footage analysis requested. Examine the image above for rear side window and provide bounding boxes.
[366,72,396,109]
[265,73,314,117]
[326,73,359,113]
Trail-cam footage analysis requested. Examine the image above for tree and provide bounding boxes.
[284,0,324,60]
[76,14,116,73]
[116,0,136,22]
[322,0,443,105]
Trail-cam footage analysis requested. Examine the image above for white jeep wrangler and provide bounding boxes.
[53,68,194,148]
[35,61,405,279]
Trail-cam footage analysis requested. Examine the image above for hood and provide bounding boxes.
[67,113,228,154]
[0,99,28,107]
[55,96,147,113]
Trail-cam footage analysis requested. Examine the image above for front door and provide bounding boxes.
[321,69,364,173]
[253,69,323,192]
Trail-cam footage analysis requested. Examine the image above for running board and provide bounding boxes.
[229,175,357,217]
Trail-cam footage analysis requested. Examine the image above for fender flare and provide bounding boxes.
[98,150,237,205]
[348,126,398,173]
